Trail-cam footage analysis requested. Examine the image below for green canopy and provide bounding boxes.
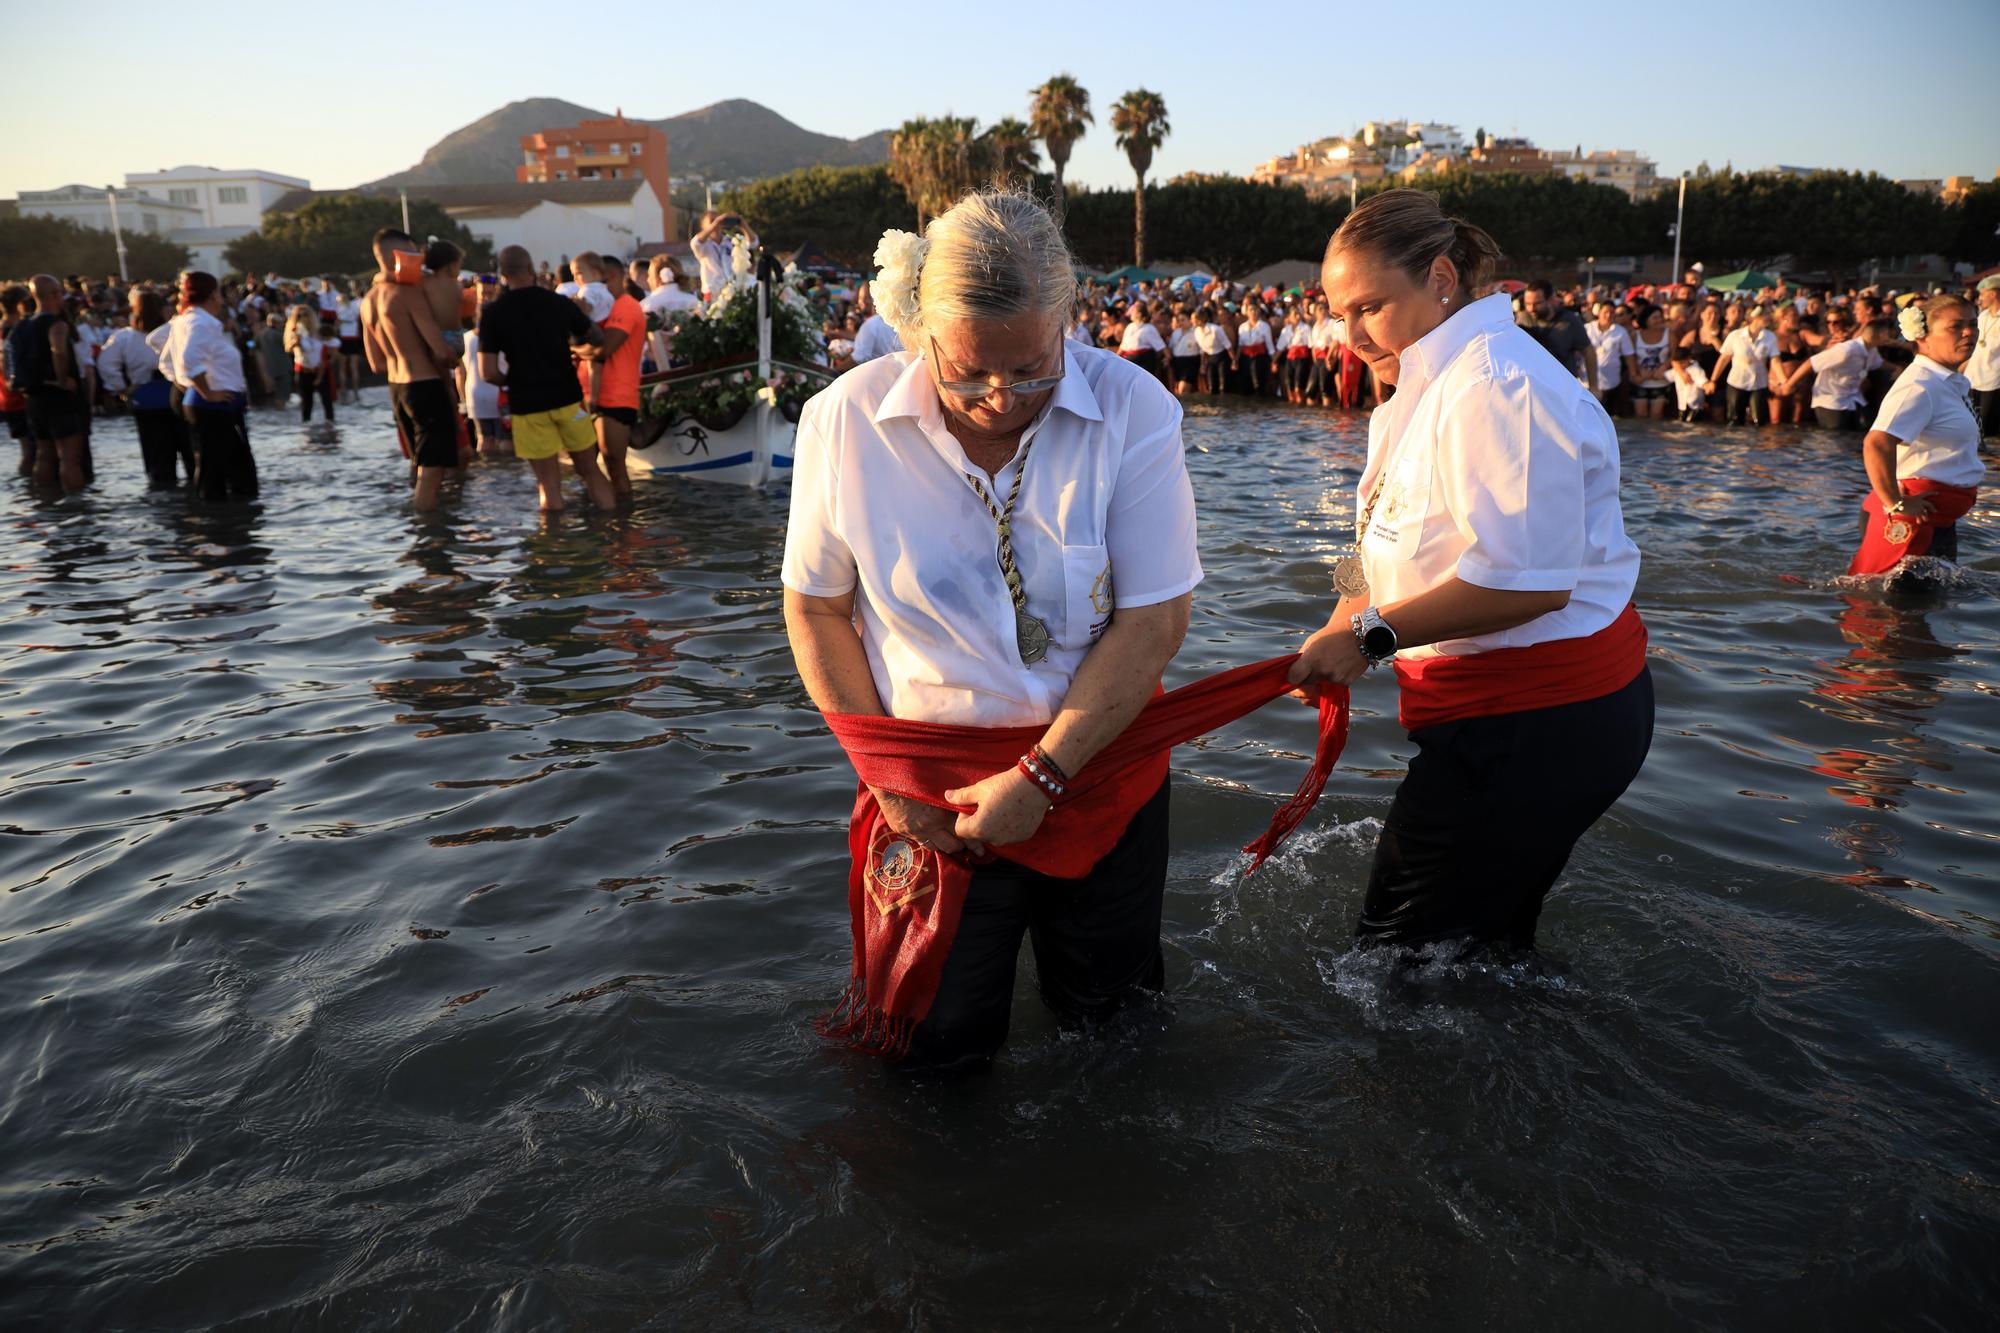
[1703,268,1780,292]
[1099,264,1170,283]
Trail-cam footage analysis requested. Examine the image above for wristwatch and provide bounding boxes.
[1350,607,1399,666]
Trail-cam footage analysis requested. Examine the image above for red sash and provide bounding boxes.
[1394,604,1648,731]
[1119,348,1155,361]
[821,656,1350,1058]
[1286,346,1312,361]
[1846,479,1977,576]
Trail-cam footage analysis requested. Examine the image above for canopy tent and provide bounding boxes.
[1099,264,1170,283]
[1170,272,1215,290]
[1703,268,1780,293]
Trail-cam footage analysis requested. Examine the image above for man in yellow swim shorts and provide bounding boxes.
[477,245,615,512]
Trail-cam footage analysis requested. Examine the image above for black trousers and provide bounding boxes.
[191,407,258,501]
[907,777,1171,1069]
[133,408,191,487]
[1724,385,1760,425]
[1358,667,1655,949]
[1814,406,1861,431]
[298,368,334,422]
[1975,388,1999,439]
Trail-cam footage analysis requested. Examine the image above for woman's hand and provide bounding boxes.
[1287,616,1368,700]
[870,787,975,857]
[943,767,1050,850]
[1893,493,1937,520]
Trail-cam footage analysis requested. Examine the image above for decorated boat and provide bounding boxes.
[627,237,835,487]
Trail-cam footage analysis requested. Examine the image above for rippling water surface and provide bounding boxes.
[3,395,1997,1330]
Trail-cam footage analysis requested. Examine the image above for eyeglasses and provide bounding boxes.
[927,336,1067,400]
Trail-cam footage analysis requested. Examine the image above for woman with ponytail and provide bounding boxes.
[1288,188,1652,950]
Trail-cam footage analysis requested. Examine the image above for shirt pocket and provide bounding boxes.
[1364,472,1432,560]
[1061,543,1115,648]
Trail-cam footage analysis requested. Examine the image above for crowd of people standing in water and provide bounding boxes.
[0,185,1991,1074]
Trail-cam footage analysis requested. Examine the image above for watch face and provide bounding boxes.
[1363,625,1397,658]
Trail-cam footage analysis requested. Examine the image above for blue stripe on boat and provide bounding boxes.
[660,450,758,473]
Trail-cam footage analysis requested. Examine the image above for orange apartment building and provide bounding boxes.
[518,111,674,239]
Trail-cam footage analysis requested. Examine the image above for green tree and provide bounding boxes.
[1381,171,1638,261]
[1945,178,2000,266]
[722,165,911,269]
[224,194,492,277]
[1029,74,1093,201]
[0,215,189,282]
[1110,89,1170,267]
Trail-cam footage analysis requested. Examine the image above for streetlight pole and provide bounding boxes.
[399,189,411,235]
[1669,174,1686,284]
[106,186,129,283]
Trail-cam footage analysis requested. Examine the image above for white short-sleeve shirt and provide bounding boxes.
[1194,323,1230,355]
[1587,322,1633,389]
[1170,326,1202,357]
[783,343,1203,726]
[1967,307,2000,393]
[1357,293,1641,661]
[1720,327,1779,389]
[1807,338,1882,411]
[1237,319,1273,353]
[1873,355,1984,487]
[1118,320,1166,354]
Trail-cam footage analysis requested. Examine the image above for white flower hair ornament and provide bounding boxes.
[872,229,929,340]
[1897,305,1927,342]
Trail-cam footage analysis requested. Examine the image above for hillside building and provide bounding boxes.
[517,111,673,239]
[17,166,308,271]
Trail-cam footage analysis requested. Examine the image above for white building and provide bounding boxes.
[1547,149,1661,200]
[16,183,203,238]
[265,179,669,271]
[121,165,309,231]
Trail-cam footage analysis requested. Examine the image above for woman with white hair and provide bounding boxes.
[783,188,1207,1068]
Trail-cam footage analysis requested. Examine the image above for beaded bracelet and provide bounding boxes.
[1029,744,1072,786]
[1016,753,1066,806]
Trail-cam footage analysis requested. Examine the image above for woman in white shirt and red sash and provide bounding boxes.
[1289,190,1653,949]
[785,190,1349,1068]
[1847,294,1984,575]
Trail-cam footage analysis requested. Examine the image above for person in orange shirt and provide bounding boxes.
[575,253,648,502]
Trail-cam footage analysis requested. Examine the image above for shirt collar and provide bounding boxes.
[1910,353,1969,388]
[872,342,1103,427]
[1400,292,1513,388]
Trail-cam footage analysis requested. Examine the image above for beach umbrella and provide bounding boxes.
[1704,268,1780,292]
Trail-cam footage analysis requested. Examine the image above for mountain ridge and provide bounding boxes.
[363,97,891,190]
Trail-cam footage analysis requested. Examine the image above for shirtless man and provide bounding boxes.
[359,227,457,511]
[420,238,473,466]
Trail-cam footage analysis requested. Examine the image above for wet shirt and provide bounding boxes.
[783,343,1203,727]
[1358,293,1641,662]
[1517,309,1591,379]
[1807,338,1882,411]
[477,286,592,416]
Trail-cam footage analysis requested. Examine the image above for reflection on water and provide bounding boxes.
[1,397,1996,1329]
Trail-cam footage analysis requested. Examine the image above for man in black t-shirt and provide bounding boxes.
[477,245,611,513]
[1516,280,1597,394]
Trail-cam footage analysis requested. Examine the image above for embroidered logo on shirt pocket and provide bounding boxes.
[1063,543,1113,645]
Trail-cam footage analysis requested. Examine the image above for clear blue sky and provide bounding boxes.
[3,0,1995,199]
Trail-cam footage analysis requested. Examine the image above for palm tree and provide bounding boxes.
[925,115,986,219]
[1111,88,1170,267]
[1029,75,1093,203]
[981,117,1041,188]
[889,116,936,228]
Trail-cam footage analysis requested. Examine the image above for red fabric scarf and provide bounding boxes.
[1847,479,1977,576]
[820,656,1350,1058]
[1394,603,1648,731]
